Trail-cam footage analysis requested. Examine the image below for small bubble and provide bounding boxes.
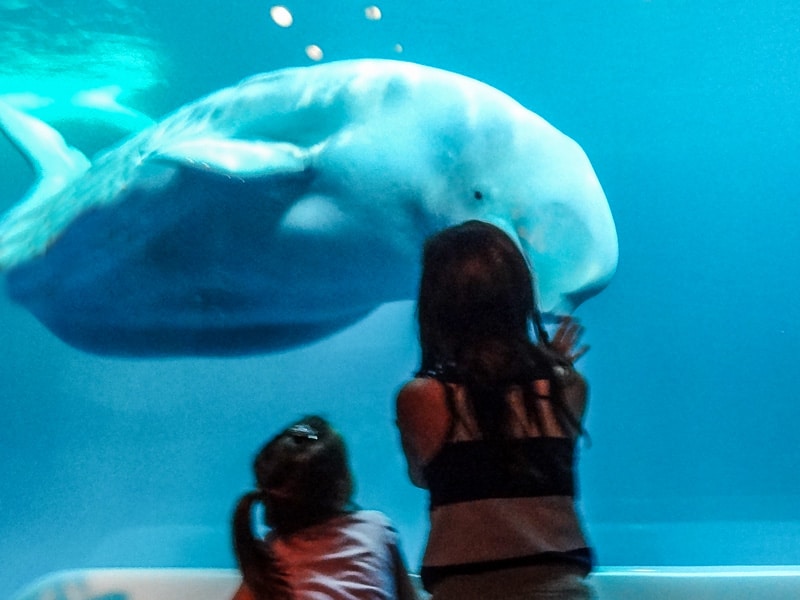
[270,5,293,27]
[393,43,403,53]
[365,5,382,20]
[305,44,324,61]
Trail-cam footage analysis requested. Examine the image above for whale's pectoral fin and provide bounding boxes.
[154,138,307,179]
[0,101,93,270]
[0,100,91,202]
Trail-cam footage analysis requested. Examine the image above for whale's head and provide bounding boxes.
[320,63,618,316]
[461,109,618,316]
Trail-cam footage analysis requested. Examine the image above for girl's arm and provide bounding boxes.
[395,378,451,488]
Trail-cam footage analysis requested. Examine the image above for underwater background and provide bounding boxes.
[1,0,799,598]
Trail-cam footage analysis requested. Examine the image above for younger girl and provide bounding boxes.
[231,415,417,600]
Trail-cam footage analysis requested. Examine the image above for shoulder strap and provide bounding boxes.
[441,380,459,442]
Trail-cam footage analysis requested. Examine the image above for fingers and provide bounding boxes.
[553,316,582,347]
[569,343,590,363]
[551,316,589,363]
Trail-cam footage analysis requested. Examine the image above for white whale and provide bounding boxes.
[0,59,618,356]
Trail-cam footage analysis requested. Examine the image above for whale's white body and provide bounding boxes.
[0,59,617,356]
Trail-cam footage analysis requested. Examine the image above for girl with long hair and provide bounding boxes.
[396,220,594,599]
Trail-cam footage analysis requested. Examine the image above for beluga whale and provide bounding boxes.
[0,59,618,357]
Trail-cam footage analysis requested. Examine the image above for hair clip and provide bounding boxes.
[287,423,319,440]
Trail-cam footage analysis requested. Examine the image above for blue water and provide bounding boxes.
[2,1,799,598]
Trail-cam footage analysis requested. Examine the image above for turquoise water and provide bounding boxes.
[1,1,799,598]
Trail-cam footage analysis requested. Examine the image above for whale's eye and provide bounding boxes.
[474,190,483,200]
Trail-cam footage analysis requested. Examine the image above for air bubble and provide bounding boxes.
[365,5,382,20]
[305,45,324,61]
[269,5,293,27]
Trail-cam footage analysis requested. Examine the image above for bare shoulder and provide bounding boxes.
[395,378,451,485]
[231,583,255,600]
[396,377,449,433]
[397,377,445,407]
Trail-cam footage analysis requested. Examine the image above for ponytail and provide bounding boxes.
[232,491,293,600]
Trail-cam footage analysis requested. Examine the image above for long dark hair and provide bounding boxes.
[416,220,581,439]
[232,415,355,600]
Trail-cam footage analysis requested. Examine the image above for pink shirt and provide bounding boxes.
[267,510,400,600]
